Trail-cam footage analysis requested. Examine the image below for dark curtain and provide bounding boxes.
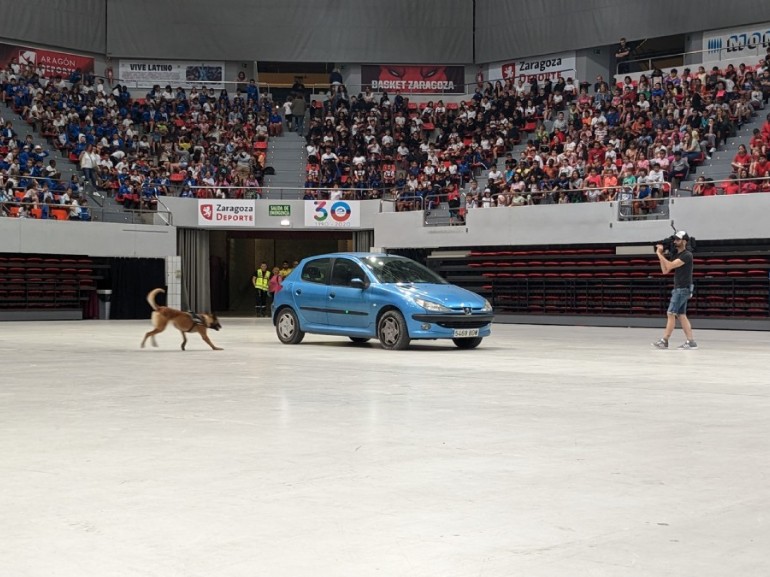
[178,228,211,312]
[210,254,228,312]
[104,257,165,319]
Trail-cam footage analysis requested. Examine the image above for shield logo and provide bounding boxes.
[200,204,213,220]
[18,50,37,67]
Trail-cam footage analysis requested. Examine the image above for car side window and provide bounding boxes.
[331,258,366,287]
[300,258,331,284]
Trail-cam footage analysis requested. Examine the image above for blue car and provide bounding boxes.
[271,253,493,350]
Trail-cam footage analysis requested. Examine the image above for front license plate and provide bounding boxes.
[453,328,479,338]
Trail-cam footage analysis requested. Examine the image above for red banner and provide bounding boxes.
[361,65,465,94]
[0,42,94,79]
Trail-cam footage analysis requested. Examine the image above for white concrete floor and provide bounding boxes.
[1,319,769,577]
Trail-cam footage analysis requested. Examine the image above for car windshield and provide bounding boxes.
[362,256,447,284]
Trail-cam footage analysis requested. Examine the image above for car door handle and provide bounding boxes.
[329,292,336,298]
[295,289,301,295]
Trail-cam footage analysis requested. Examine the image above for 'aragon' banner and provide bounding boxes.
[0,41,94,79]
[362,65,465,94]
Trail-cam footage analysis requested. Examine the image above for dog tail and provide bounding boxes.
[147,288,165,311]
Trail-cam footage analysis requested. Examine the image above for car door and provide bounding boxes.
[327,258,372,330]
[295,257,331,327]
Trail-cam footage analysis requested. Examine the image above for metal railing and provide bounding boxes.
[109,77,531,100]
[181,184,392,201]
[616,42,769,76]
[423,192,467,226]
[1,173,174,225]
[0,198,173,225]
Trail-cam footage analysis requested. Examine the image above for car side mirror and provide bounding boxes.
[349,277,367,289]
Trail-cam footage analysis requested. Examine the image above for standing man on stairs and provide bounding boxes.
[252,262,271,317]
[292,93,306,137]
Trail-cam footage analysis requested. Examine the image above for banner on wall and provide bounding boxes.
[488,51,576,84]
[118,60,225,89]
[304,200,361,228]
[0,42,94,79]
[361,65,465,94]
[703,22,770,56]
[198,199,255,227]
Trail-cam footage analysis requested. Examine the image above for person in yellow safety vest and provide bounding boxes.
[252,262,271,317]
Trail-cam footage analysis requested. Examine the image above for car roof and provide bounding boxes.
[300,252,398,260]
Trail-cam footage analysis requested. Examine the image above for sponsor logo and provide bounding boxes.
[371,80,456,91]
[706,26,770,54]
[501,56,570,82]
[313,201,352,224]
[198,200,255,225]
[18,50,36,67]
[305,200,360,228]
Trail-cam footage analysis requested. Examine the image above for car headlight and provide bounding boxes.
[414,297,452,313]
[481,299,493,312]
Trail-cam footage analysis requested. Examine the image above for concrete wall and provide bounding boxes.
[576,47,612,84]
[374,195,770,249]
[0,218,176,257]
[5,194,769,259]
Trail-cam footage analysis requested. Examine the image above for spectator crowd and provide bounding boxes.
[1,46,770,221]
[300,54,770,212]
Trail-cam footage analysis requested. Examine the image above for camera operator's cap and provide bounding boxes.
[675,230,689,240]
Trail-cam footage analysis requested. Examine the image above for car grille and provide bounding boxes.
[435,319,491,329]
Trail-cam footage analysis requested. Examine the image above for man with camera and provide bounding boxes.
[652,231,698,350]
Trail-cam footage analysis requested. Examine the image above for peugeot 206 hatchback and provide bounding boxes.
[271,253,493,350]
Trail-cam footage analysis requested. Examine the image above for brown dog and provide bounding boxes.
[141,288,223,351]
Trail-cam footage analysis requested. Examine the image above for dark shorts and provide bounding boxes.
[667,287,691,315]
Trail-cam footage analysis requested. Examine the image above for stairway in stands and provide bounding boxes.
[6,110,80,183]
[263,131,307,198]
[678,108,766,192]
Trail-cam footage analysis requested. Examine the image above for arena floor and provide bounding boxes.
[2,319,769,577]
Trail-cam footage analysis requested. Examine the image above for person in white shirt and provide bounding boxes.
[68,197,81,220]
[306,143,319,163]
[647,163,665,192]
[321,147,339,164]
[487,164,503,185]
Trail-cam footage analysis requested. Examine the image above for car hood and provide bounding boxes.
[385,283,486,308]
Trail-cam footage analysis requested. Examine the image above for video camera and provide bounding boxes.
[654,222,696,258]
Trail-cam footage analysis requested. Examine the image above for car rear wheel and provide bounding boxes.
[276,308,305,344]
[348,337,371,344]
[377,310,410,350]
[452,336,483,349]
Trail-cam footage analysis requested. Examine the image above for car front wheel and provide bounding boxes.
[276,308,305,344]
[452,336,483,349]
[377,310,410,350]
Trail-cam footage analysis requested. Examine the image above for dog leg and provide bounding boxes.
[180,331,188,351]
[143,312,164,348]
[142,329,162,348]
[201,332,223,351]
